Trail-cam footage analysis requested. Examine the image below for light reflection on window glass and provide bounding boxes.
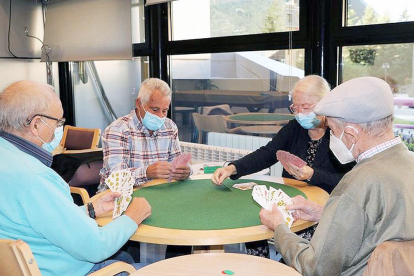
[347,0,414,26]
[172,0,300,41]
[170,49,304,143]
[131,0,145,43]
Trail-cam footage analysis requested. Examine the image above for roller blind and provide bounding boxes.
[42,0,132,62]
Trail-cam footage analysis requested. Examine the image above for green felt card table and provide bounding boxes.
[224,113,295,125]
[94,175,328,247]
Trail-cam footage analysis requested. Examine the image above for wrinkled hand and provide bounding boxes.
[92,192,121,217]
[285,163,314,181]
[259,204,285,231]
[146,161,172,179]
[124,197,152,225]
[211,165,236,185]
[285,195,323,222]
[170,165,191,181]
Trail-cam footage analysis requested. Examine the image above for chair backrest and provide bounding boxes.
[60,125,101,150]
[0,239,41,276]
[202,104,233,115]
[192,113,229,143]
[363,240,414,276]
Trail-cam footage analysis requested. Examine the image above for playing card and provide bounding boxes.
[252,185,294,228]
[171,153,192,169]
[105,169,134,219]
[276,150,306,168]
[232,182,258,190]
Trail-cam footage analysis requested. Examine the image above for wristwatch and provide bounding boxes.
[87,202,96,219]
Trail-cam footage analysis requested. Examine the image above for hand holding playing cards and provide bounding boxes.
[285,195,323,222]
[286,163,314,181]
[92,192,122,217]
[211,165,236,185]
[259,204,286,231]
[124,197,152,226]
[276,150,313,181]
[170,165,190,181]
[168,153,192,182]
[147,161,172,179]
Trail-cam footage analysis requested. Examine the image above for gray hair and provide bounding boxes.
[330,115,394,137]
[137,78,171,104]
[0,80,58,133]
[292,75,331,101]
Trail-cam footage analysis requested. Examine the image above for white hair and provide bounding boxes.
[292,75,331,100]
[137,78,171,104]
[0,80,58,133]
[330,115,394,137]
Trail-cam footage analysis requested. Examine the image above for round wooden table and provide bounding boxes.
[225,113,295,125]
[132,253,301,275]
[94,175,328,247]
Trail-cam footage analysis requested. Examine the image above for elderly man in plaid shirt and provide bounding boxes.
[99,78,190,191]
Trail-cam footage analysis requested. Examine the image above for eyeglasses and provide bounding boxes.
[27,114,66,127]
[289,103,316,115]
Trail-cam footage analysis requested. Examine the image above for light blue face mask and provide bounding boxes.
[295,112,321,130]
[37,119,64,152]
[141,104,166,131]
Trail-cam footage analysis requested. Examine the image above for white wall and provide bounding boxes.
[72,59,143,132]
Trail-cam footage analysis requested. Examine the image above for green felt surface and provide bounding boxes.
[227,113,294,122]
[133,179,306,230]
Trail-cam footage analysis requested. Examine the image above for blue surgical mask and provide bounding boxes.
[295,112,321,129]
[37,119,64,152]
[141,104,166,131]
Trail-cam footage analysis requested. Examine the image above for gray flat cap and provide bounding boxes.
[314,77,394,123]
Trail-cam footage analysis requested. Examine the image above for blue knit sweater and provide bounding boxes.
[0,137,138,276]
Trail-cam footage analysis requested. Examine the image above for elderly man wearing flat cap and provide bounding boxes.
[260,76,414,276]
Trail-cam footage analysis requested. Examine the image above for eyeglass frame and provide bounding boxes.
[289,103,317,115]
[26,114,66,127]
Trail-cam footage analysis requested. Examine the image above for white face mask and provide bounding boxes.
[329,126,358,164]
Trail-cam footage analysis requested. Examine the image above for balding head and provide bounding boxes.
[0,80,61,133]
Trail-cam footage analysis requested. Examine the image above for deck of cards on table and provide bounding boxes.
[252,185,294,228]
[105,169,134,219]
[276,150,307,168]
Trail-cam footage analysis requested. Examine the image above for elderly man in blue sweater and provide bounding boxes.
[0,80,151,276]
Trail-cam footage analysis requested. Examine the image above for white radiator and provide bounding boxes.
[180,141,252,164]
[206,132,282,177]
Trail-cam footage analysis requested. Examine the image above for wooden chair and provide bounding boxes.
[192,113,240,143]
[70,186,91,205]
[54,125,101,154]
[0,239,136,276]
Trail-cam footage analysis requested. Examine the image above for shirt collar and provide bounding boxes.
[0,131,53,167]
[357,137,401,163]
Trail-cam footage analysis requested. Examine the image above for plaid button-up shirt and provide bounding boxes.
[98,110,181,191]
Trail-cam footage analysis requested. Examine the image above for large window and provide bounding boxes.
[170,50,304,143]
[171,0,300,40]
